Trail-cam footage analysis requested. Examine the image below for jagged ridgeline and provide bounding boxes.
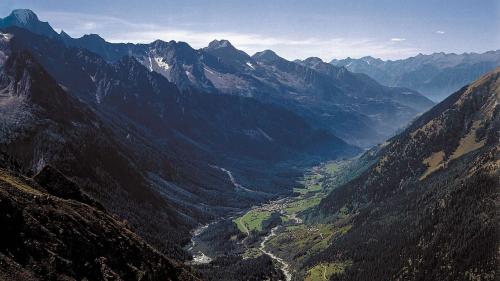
[331,52,500,102]
[0,9,437,148]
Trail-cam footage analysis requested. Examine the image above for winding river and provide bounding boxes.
[260,226,293,281]
[186,161,349,280]
[188,205,295,280]
[187,163,320,279]
[186,223,213,264]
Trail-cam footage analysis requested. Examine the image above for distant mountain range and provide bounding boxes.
[56,33,435,146]
[76,36,435,147]
[331,51,500,101]
[0,8,430,147]
[308,68,499,280]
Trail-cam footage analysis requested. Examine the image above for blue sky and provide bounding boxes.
[0,0,498,60]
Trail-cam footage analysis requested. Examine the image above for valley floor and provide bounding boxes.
[187,160,359,280]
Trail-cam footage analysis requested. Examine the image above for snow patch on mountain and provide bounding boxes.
[185,70,196,82]
[154,57,169,70]
[246,62,255,70]
[0,33,11,66]
[0,32,12,42]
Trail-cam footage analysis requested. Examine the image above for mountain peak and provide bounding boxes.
[59,30,71,39]
[79,33,106,43]
[303,57,324,64]
[150,39,168,45]
[252,49,281,62]
[0,9,58,38]
[10,9,38,24]
[207,39,234,50]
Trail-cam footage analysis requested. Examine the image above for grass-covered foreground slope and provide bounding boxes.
[0,161,199,281]
[307,68,499,280]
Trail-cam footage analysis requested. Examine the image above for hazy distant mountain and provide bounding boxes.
[251,53,435,146]
[310,68,499,280]
[201,42,433,147]
[331,51,500,101]
[4,8,432,147]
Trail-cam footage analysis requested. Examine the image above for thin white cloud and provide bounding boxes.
[390,38,406,42]
[38,11,421,60]
[436,30,445,34]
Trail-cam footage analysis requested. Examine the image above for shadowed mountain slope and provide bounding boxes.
[0,162,200,281]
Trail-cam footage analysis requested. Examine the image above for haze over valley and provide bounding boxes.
[0,2,498,281]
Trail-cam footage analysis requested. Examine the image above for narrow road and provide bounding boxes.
[236,217,250,236]
[210,165,258,193]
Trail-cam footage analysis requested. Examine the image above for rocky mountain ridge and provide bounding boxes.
[331,51,500,101]
[0,9,434,147]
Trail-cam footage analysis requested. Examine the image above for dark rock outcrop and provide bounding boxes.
[0,167,200,281]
